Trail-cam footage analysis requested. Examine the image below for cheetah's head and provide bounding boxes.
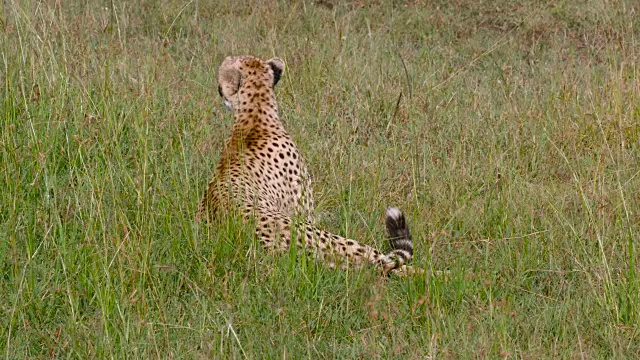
[217,55,285,111]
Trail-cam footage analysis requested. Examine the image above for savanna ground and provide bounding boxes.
[2,0,640,358]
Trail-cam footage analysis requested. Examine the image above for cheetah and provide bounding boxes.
[197,55,418,275]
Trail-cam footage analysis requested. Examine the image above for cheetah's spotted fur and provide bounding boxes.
[197,55,417,275]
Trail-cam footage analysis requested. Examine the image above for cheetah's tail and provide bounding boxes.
[384,207,413,266]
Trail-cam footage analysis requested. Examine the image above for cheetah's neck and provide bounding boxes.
[231,80,284,135]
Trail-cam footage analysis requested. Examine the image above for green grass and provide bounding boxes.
[2,0,639,358]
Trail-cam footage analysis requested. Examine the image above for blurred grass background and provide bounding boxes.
[1,0,639,358]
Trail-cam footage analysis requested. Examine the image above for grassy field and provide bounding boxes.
[2,0,639,358]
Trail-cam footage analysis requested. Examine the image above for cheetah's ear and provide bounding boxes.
[218,56,243,94]
[267,58,285,87]
[219,67,242,94]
